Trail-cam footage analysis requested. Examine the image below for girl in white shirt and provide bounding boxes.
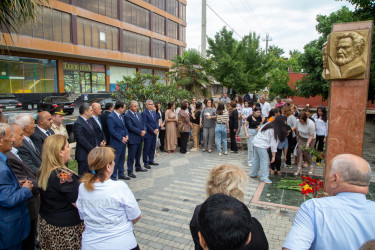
[313,106,328,154]
[250,115,288,184]
[77,147,141,250]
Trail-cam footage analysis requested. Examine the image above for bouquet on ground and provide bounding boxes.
[300,176,325,198]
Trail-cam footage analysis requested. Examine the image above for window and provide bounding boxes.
[179,3,186,21]
[153,0,165,11]
[123,30,150,56]
[167,20,178,39]
[153,39,165,59]
[155,69,167,84]
[76,0,118,19]
[123,1,150,30]
[166,0,178,16]
[77,17,119,51]
[152,13,165,35]
[139,68,153,86]
[167,43,178,60]
[18,7,71,43]
[179,25,186,42]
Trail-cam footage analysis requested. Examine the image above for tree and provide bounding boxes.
[0,0,48,45]
[168,49,213,98]
[207,27,273,94]
[268,45,285,59]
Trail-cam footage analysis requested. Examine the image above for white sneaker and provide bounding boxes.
[248,163,252,167]
[218,153,222,156]
[224,151,228,155]
[262,179,272,184]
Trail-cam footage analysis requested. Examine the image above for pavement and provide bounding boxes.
[125,148,296,250]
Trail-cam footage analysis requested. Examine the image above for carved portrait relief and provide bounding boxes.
[322,29,369,80]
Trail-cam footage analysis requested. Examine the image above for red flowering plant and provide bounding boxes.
[299,175,325,199]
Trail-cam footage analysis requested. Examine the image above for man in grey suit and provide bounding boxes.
[10,113,41,175]
[6,123,39,250]
[30,111,54,154]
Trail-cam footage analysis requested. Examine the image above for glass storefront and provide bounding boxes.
[0,56,57,94]
[109,66,136,91]
[63,62,106,93]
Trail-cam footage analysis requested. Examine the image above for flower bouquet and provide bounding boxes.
[299,176,325,198]
[300,146,325,167]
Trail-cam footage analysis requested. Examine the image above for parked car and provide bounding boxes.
[39,96,74,115]
[99,98,118,110]
[0,94,22,110]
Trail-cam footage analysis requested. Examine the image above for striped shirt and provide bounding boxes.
[216,110,229,124]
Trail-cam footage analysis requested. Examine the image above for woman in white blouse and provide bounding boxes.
[312,106,328,154]
[77,147,141,250]
[250,116,288,184]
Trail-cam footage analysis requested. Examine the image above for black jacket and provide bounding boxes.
[30,127,55,154]
[99,110,111,145]
[229,109,239,131]
[17,139,42,175]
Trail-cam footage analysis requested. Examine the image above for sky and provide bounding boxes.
[186,0,354,57]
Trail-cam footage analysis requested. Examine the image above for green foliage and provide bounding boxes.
[113,72,192,109]
[0,0,49,45]
[207,27,273,94]
[268,45,285,59]
[68,160,78,174]
[168,49,213,98]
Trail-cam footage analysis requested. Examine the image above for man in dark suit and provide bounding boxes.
[6,123,39,250]
[125,101,148,179]
[73,103,97,176]
[0,123,33,250]
[90,102,106,147]
[12,114,42,175]
[30,111,55,154]
[107,101,130,180]
[99,102,114,145]
[141,100,159,168]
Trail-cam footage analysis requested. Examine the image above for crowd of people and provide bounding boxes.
[0,93,374,250]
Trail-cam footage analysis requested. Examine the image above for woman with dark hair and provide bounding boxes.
[267,108,279,122]
[250,115,287,183]
[235,96,244,135]
[165,101,177,153]
[191,101,202,151]
[200,99,216,153]
[229,101,239,153]
[312,106,328,154]
[77,147,141,250]
[155,102,165,152]
[294,111,316,175]
[284,106,297,167]
[215,102,229,155]
[244,107,262,167]
[179,102,193,154]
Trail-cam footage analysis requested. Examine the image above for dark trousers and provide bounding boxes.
[143,136,156,165]
[270,148,283,171]
[159,129,165,151]
[286,136,297,165]
[315,135,325,151]
[230,130,238,152]
[22,219,37,250]
[180,132,189,153]
[77,160,90,176]
[111,144,126,179]
[127,143,142,174]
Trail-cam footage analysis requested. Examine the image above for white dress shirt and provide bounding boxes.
[260,102,271,118]
[11,147,22,161]
[92,115,102,130]
[37,125,51,136]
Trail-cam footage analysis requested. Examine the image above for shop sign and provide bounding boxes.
[92,64,105,72]
[63,62,92,72]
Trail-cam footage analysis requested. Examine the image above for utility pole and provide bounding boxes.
[262,33,272,55]
[201,0,207,58]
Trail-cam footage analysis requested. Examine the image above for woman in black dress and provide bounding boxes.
[229,101,239,153]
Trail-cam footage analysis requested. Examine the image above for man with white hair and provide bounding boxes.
[283,154,375,250]
[11,114,41,175]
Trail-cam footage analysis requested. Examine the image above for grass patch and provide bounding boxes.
[68,160,78,173]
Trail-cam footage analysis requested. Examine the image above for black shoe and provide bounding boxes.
[118,176,131,180]
[135,168,148,172]
[144,165,151,169]
[128,173,137,178]
[149,162,159,166]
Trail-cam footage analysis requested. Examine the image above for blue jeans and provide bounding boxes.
[215,124,227,153]
[251,146,270,182]
[247,128,257,165]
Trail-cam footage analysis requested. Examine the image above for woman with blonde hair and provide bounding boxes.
[38,134,84,249]
[190,164,268,250]
[76,147,141,250]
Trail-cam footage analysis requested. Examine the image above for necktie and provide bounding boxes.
[134,113,139,120]
[150,110,154,120]
[46,131,50,136]
[27,138,36,152]
[86,119,92,129]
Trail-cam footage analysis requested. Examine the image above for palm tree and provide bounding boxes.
[0,0,48,45]
[168,49,213,97]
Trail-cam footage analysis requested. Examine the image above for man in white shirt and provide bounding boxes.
[259,97,271,124]
[90,102,106,147]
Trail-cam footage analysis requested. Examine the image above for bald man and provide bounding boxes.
[283,154,375,250]
[30,111,54,154]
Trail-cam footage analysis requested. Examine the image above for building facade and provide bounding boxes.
[0,0,186,103]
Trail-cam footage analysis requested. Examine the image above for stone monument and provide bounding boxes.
[323,21,373,179]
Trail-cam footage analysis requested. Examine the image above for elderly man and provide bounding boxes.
[31,111,54,154]
[275,96,286,109]
[283,154,375,250]
[12,114,41,175]
[51,108,68,139]
[141,100,159,169]
[90,102,106,147]
[6,123,39,250]
[0,123,33,249]
[222,93,231,104]
[259,97,271,124]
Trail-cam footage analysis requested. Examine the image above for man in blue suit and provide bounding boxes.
[107,101,130,180]
[73,103,97,176]
[0,123,33,249]
[142,99,160,168]
[125,100,148,178]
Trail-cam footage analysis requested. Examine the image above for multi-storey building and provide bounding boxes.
[0,0,186,103]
